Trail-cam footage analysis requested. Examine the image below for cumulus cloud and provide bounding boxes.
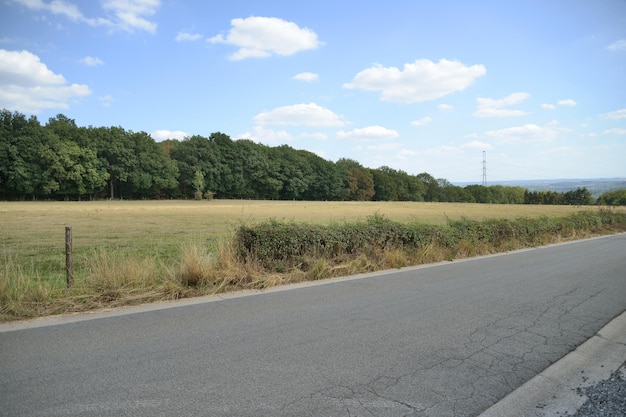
[343,59,486,103]
[237,126,294,144]
[0,49,90,113]
[438,103,454,111]
[175,31,202,42]
[253,103,347,127]
[209,16,321,60]
[473,92,530,118]
[558,99,576,106]
[410,116,432,127]
[484,123,558,144]
[151,129,189,141]
[11,0,160,33]
[79,55,103,66]
[600,108,626,120]
[293,72,318,82]
[542,103,555,110]
[607,39,626,51]
[337,126,399,141]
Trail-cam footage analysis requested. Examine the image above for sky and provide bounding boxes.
[1,0,625,183]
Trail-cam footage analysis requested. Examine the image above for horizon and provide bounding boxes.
[1,1,625,182]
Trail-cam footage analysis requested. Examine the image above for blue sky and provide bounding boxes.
[1,0,625,182]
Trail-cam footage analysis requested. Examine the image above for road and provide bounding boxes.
[1,234,625,417]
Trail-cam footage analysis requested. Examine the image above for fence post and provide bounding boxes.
[65,226,74,288]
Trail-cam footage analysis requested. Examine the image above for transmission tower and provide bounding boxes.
[482,151,487,186]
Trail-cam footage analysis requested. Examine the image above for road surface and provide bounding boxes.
[1,234,625,416]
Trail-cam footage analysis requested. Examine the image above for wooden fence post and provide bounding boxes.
[65,226,74,288]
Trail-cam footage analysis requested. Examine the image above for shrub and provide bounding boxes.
[234,210,626,272]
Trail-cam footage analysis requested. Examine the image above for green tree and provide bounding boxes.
[371,167,398,201]
[120,131,179,198]
[597,189,626,206]
[192,170,205,199]
[417,172,440,202]
[564,187,593,205]
[37,131,108,199]
[300,150,345,201]
[0,110,45,199]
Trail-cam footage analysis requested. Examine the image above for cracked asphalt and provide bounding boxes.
[1,233,625,416]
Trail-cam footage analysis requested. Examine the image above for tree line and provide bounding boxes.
[0,109,621,205]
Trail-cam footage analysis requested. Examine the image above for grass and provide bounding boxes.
[1,200,624,321]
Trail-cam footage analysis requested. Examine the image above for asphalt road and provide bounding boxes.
[1,234,625,417]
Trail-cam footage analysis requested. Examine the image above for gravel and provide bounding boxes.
[569,364,626,417]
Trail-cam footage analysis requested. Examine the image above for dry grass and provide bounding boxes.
[1,200,623,321]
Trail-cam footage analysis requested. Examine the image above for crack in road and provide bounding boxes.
[286,286,617,417]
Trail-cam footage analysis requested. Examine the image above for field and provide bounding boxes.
[1,200,623,321]
[1,199,596,273]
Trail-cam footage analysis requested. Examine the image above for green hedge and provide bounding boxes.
[234,209,626,267]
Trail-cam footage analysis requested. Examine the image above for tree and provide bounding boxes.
[37,131,108,200]
[371,167,398,201]
[564,187,593,206]
[299,150,345,201]
[0,110,45,199]
[336,159,375,201]
[192,170,205,199]
[120,131,179,198]
[236,139,281,199]
[417,172,440,202]
[597,189,626,206]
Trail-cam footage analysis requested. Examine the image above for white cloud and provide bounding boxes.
[542,103,555,110]
[473,92,530,117]
[558,99,576,106]
[607,39,626,51]
[438,103,454,111]
[175,31,202,42]
[604,128,626,135]
[410,116,432,127]
[299,132,327,140]
[462,140,492,150]
[151,129,189,141]
[343,59,486,103]
[484,123,558,144]
[424,145,463,156]
[600,108,626,120]
[98,94,113,107]
[253,103,347,127]
[0,49,90,113]
[13,0,85,21]
[293,72,318,82]
[337,126,399,141]
[79,55,104,66]
[12,0,160,33]
[238,126,294,144]
[102,0,160,33]
[209,16,321,60]
[358,143,402,152]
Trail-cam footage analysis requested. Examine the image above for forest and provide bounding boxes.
[1,109,618,205]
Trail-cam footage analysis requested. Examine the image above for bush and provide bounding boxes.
[234,210,626,272]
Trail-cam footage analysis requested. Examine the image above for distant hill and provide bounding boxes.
[456,178,626,199]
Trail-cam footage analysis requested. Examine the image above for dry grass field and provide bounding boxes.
[1,200,622,321]
[0,200,595,269]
